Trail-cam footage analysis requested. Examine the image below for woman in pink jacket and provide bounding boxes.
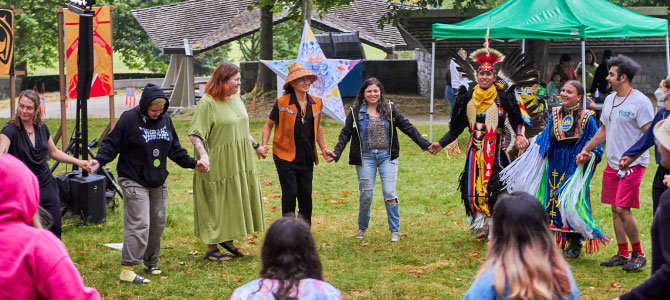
[0,154,100,299]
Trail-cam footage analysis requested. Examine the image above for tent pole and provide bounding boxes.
[521,39,525,53]
[430,39,436,142]
[666,35,670,77]
[581,39,587,109]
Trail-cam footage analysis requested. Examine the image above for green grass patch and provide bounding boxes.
[2,117,652,299]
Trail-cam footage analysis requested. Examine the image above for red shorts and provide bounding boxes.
[601,164,646,209]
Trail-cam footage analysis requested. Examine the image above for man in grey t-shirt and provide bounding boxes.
[577,55,653,272]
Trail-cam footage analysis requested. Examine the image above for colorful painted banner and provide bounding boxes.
[261,24,360,123]
[65,6,113,99]
[0,9,14,75]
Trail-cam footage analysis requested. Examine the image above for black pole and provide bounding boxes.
[76,12,94,176]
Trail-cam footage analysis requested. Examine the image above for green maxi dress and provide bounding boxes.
[188,94,264,244]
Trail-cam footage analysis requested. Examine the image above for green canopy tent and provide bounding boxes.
[428,0,669,140]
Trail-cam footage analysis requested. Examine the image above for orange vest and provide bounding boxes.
[272,93,323,165]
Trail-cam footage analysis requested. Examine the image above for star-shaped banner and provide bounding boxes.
[261,24,361,123]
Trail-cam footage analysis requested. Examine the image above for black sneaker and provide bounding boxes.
[600,254,629,267]
[623,252,647,272]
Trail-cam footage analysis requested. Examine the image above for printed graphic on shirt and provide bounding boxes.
[139,126,171,143]
[618,110,632,118]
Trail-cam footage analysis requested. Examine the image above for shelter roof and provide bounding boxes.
[400,6,670,53]
[132,0,414,54]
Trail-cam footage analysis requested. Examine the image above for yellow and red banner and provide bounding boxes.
[65,6,113,99]
[0,9,15,75]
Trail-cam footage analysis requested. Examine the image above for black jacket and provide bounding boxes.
[95,84,196,188]
[620,189,670,300]
[333,103,430,165]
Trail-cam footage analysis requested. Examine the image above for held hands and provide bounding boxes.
[195,158,210,173]
[322,149,336,163]
[88,159,100,173]
[428,142,443,155]
[77,159,92,173]
[515,136,529,152]
[619,156,633,171]
[576,150,592,166]
[255,145,268,159]
[663,175,670,188]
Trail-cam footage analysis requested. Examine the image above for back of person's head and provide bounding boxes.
[559,54,571,64]
[481,192,572,300]
[0,154,40,227]
[602,50,613,63]
[259,217,323,299]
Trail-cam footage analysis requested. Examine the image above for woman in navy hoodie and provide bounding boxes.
[91,83,208,284]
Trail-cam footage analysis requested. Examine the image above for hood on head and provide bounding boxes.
[139,83,170,118]
[0,154,39,225]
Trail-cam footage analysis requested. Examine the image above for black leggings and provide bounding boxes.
[274,160,313,226]
[40,179,62,239]
[652,165,670,216]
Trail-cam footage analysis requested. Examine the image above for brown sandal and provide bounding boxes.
[204,250,232,262]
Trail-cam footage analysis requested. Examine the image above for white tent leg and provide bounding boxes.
[581,39,587,108]
[430,39,436,142]
[521,39,525,53]
[666,35,670,77]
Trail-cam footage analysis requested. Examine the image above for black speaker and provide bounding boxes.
[68,172,106,224]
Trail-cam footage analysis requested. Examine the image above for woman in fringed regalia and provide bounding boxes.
[500,80,608,258]
[430,46,537,239]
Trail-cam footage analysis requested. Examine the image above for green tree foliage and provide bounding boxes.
[99,0,183,73]
[6,0,61,71]
[193,45,231,76]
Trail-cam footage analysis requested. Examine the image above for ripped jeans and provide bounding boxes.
[355,149,399,232]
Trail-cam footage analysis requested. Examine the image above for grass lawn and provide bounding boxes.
[2,115,652,299]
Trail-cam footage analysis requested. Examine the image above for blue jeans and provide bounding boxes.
[355,149,399,232]
[445,85,456,115]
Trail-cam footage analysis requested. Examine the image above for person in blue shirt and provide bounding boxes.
[620,77,670,214]
[463,192,579,300]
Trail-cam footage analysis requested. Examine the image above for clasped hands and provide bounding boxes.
[427,136,530,155]
[255,145,337,163]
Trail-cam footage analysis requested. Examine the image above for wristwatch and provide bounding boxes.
[253,141,260,149]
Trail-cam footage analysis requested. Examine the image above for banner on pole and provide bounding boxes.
[65,6,113,99]
[0,9,15,75]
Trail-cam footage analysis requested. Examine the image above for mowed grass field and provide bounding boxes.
[0,112,653,299]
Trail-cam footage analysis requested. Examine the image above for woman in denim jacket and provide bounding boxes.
[332,78,430,242]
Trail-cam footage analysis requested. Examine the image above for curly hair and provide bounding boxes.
[609,54,641,82]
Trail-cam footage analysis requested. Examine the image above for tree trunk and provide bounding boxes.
[257,5,273,92]
[525,39,550,83]
[302,0,312,26]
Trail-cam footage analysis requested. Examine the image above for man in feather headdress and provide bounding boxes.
[429,47,537,239]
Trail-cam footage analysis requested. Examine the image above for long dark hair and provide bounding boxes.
[479,192,572,299]
[257,217,323,300]
[353,77,391,120]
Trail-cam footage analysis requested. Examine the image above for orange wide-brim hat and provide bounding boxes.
[283,62,318,90]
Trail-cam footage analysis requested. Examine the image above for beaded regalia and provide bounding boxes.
[500,105,608,255]
[437,47,538,237]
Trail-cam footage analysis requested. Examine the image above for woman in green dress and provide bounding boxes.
[188,63,265,261]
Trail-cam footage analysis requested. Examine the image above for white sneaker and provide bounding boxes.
[390,231,400,242]
[355,229,366,239]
